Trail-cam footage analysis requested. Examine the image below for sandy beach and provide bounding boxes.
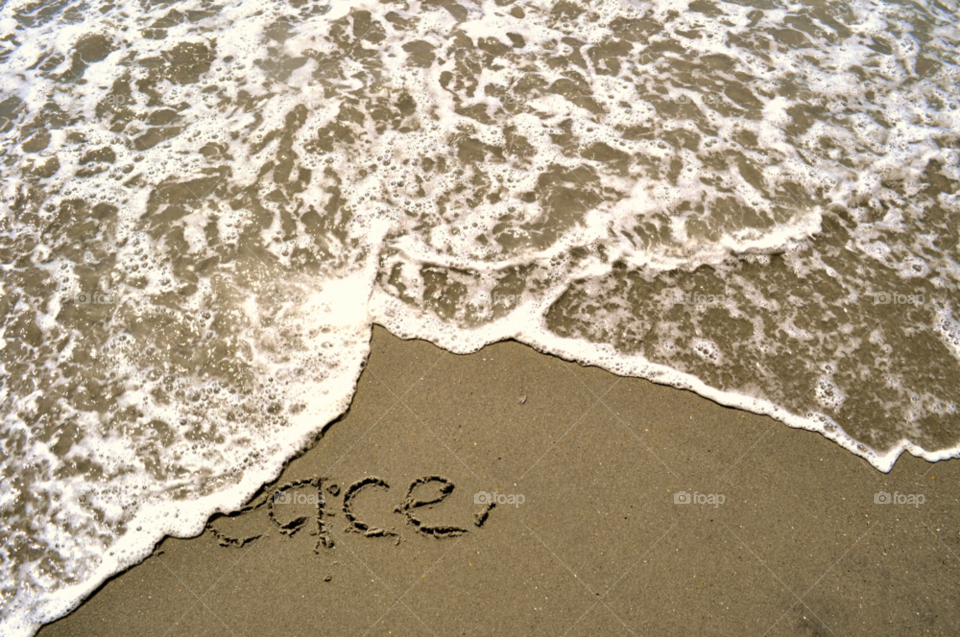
[38,326,960,636]
[5,0,960,632]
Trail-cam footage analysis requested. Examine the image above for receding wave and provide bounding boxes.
[0,0,958,632]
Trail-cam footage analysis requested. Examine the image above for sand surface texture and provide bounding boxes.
[39,327,960,636]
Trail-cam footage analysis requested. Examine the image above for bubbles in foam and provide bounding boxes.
[814,377,845,410]
[1,0,960,633]
[934,311,960,362]
[691,339,721,364]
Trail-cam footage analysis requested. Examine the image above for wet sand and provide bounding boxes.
[39,326,960,636]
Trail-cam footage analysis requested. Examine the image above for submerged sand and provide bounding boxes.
[39,327,960,636]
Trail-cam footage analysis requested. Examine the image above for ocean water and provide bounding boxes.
[0,0,958,632]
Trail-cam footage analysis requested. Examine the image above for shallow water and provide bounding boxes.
[0,0,958,632]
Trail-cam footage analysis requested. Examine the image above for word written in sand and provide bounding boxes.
[209,475,496,553]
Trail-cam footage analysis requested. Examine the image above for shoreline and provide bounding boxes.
[372,296,960,474]
[38,326,960,636]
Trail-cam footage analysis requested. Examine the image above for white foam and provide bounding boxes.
[1,0,959,633]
